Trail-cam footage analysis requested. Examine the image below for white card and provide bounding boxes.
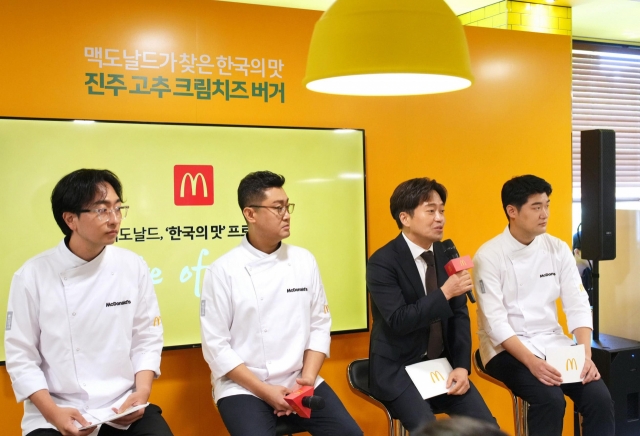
[546,344,585,384]
[405,358,453,399]
[78,403,149,430]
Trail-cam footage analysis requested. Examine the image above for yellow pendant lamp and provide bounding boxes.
[303,0,474,96]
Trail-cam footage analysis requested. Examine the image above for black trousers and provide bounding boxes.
[381,379,497,433]
[216,382,362,436]
[26,404,173,436]
[486,351,615,436]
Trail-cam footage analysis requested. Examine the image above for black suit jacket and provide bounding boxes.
[366,233,472,401]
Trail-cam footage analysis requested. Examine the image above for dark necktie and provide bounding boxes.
[420,251,443,359]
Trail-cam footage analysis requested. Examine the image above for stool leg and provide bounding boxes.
[513,394,521,436]
[522,400,529,436]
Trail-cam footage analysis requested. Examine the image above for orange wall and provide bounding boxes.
[0,1,574,434]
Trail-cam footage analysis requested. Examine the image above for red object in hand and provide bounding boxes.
[284,385,314,419]
[444,255,474,276]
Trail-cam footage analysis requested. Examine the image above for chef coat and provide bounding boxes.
[200,236,331,403]
[4,240,163,436]
[474,226,592,366]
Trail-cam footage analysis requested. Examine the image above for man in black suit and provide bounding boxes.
[366,178,496,432]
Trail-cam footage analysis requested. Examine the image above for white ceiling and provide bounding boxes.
[216,0,640,45]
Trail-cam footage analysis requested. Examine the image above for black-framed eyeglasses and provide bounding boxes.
[79,205,129,222]
[248,203,295,217]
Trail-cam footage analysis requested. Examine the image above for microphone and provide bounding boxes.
[284,385,325,418]
[302,395,325,410]
[441,239,476,303]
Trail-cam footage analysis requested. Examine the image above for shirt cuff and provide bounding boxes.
[307,333,331,358]
[11,371,49,403]
[211,349,244,379]
[131,352,162,378]
[567,314,593,334]
[488,323,517,348]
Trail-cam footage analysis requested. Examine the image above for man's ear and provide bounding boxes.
[243,207,257,224]
[399,211,411,228]
[62,211,78,233]
[506,204,518,220]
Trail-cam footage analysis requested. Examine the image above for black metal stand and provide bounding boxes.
[592,260,599,341]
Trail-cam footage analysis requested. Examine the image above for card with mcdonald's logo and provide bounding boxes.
[405,358,453,399]
[545,344,585,384]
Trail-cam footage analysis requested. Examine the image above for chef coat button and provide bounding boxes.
[263,328,268,332]
[260,297,264,300]
[72,312,76,316]
[267,361,272,365]
[76,348,80,351]
[63,277,67,281]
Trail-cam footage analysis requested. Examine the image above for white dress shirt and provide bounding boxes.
[200,236,331,403]
[401,233,434,295]
[473,226,592,366]
[5,240,164,436]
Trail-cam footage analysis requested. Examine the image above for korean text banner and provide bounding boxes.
[0,119,367,362]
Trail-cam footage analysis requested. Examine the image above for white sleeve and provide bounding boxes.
[557,241,592,332]
[199,266,244,378]
[306,259,331,357]
[474,249,517,347]
[130,259,163,377]
[4,271,49,402]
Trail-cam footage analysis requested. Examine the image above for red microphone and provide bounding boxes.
[284,385,325,418]
[442,239,476,303]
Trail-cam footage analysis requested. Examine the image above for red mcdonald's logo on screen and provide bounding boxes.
[174,165,214,206]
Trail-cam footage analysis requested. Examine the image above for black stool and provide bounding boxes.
[473,349,529,436]
[473,349,583,436]
[275,416,307,436]
[347,358,407,436]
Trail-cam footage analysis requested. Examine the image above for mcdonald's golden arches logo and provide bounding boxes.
[566,358,578,371]
[430,371,445,383]
[174,165,214,206]
[153,316,162,327]
[459,258,467,267]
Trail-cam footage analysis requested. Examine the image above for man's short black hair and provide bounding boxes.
[501,175,552,221]
[414,416,506,436]
[389,178,447,229]
[237,170,286,210]
[51,169,123,237]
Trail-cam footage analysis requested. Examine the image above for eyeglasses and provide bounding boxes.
[79,205,129,222]
[249,203,295,217]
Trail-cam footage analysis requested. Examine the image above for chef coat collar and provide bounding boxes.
[56,238,107,269]
[242,234,282,259]
[503,225,541,254]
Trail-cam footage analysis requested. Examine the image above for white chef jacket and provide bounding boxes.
[200,236,331,403]
[473,226,592,366]
[4,240,163,436]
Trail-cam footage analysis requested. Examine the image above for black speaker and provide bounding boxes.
[592,334,640,436]
[580,129,616,260]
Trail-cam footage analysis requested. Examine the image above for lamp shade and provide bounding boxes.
[303,0,474,96]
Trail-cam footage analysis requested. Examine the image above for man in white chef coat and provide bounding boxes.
[199,170,362,436]
[473,175,614,436]
[4,169,173,436]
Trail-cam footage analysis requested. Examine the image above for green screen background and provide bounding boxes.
[0,119,367,362]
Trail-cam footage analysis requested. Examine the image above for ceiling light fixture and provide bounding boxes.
[303,0,474,96]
